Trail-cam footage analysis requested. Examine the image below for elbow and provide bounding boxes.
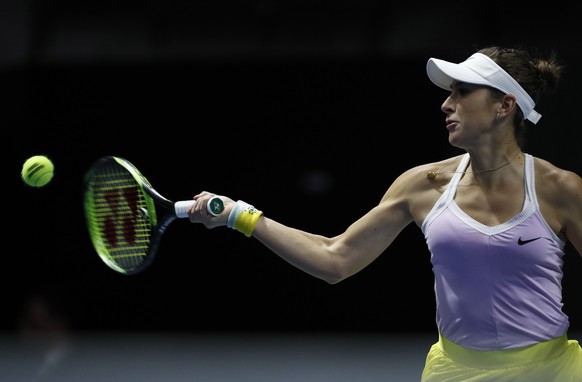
[322,276,342,285]
[320,266,351,285]
[313,246,355,284]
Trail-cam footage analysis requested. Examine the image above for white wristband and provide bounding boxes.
[227,200,251,229]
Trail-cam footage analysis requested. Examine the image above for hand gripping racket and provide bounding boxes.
[83,156,224,275]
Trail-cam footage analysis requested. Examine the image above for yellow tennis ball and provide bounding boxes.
[21,155,55,187]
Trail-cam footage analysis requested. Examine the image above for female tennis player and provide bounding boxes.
[188,46,582,381]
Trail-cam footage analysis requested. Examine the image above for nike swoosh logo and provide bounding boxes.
[518,237,541,245]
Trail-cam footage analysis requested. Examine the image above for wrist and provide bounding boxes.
[227,200,263,237]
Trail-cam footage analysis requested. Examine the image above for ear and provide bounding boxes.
[497,94,518,119]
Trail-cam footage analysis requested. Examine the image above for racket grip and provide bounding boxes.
[175,196,225,218]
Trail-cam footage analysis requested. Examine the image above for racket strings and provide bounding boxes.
[85,163,156,273]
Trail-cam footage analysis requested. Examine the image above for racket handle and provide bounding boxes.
[174,196,225,218]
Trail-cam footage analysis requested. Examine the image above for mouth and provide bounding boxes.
[445,119,457,131]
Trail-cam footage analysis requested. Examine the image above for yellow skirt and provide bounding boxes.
[421,333,582,382]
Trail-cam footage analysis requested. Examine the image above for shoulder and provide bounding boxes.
[382,154,465,225]
[533,156,582,190]
[533,156,582,205]
[389,157,448,190]
[396,154,466,186]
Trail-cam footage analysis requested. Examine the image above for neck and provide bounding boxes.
[468,151,522,174]
[427,151,523,181]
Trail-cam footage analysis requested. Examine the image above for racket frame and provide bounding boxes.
[84,156,205,275]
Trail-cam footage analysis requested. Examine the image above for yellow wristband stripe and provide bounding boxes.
[228,200,263,237]
[233,205,263,237]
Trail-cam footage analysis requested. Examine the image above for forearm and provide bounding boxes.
[251,216,346,284]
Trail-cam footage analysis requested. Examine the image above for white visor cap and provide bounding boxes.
[426,53,541,124]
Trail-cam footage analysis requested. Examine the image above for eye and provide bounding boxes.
[451,83,480,98]
[456,87,471,96]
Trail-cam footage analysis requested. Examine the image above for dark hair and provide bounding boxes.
[477,46,563,148]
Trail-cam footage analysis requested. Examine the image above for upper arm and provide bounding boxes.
[538,159,582,257]
[560,171,582,257]
[328,166,432,275]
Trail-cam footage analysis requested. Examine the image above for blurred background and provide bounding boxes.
[3,1,582,380]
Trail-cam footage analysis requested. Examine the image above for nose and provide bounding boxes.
[441,95,453,115]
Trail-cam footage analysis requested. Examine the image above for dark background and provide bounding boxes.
[4,1,582,336]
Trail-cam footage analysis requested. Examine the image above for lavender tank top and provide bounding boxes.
[421,153,569,350]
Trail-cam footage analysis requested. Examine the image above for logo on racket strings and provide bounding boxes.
[102,187,142,247]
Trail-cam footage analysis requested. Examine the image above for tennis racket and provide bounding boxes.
[83,156,224,275]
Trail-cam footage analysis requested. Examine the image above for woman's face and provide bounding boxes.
[440,81,501,150]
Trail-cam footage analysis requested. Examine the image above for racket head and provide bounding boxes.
[83,156,160,275]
